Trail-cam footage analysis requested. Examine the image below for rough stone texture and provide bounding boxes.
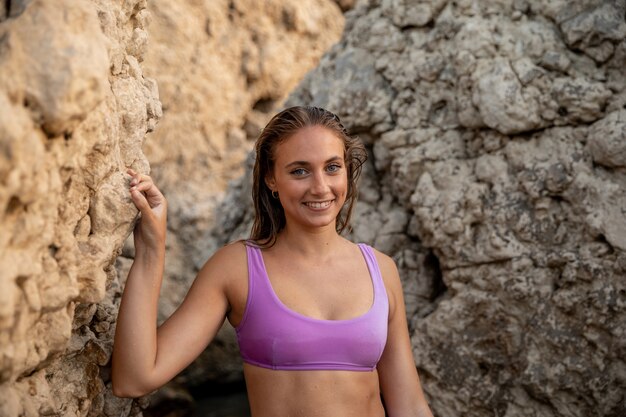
[206,0,626,416]
[132,0,345,390]
[0,0,160,415]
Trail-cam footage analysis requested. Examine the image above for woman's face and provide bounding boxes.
[266,125,348,232]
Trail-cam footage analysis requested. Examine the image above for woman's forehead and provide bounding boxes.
[274,126,344,157]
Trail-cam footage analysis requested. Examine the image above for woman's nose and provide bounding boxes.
[310,171,330,194]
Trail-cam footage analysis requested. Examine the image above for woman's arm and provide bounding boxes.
[375,250,434,417]
[111,169,238,397]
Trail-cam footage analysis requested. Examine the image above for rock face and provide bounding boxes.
[0,0,160,415]
[209,0,626,416]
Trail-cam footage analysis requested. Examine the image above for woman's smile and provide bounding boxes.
[303,199,334,210]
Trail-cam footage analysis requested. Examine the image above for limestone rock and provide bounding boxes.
[4,1,109,137]
[587,109,626,168]
[557,0,626,63]
[473,58,543,134]
[382,0,448,28]
[0,0,160,415]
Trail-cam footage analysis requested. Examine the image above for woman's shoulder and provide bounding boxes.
[356,242,397,273]
[198,240,248,283]
[214,239,248,259]
[362,244,401,290]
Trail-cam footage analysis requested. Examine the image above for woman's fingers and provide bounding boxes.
[130,179,154,193]
[127,170,150,186]
[129,186,151,213]
[127,168,151,188]
[127,168,165,211]
[125,168,167,248]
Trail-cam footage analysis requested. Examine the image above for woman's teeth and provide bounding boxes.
[305,201,332,209]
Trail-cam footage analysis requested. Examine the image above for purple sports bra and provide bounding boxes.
[235,243,389,371]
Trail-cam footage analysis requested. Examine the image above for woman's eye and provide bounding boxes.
[327,164,342,173]
[291,168,307,176]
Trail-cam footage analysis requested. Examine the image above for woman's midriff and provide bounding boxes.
[243,363,386,417]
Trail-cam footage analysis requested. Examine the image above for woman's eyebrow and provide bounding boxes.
[284,156,343,168]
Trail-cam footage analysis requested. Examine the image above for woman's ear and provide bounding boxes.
[265,175,276,192]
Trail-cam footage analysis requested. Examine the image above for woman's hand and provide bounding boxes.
[127,168,167,253]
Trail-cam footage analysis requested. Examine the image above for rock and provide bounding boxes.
[0,0,159,414]
[473,58,543,134]
[550,76,612,124]
[587,109,626,168]
[333,0,357,12]
[0,0,109,137]
[558,0,626,63]
[381,0,448,28]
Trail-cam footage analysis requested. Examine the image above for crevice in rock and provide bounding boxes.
[414,249,449,320]
[252,97,276,113]
[426,250,447,302]
[281,7,296,31]
[0,32,8,57]
[6,0,30,18]
[5,195,22,215]
[204,17,212,37]
[227,0,237,21]
[333,0,356,13]
[401,20,435,32]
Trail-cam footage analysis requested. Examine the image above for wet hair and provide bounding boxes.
[249,106,367,248]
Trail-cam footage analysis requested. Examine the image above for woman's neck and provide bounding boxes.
[274,224,345,258]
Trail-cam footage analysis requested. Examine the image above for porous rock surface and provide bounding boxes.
[0,0,160,415]
[208,0,626,416]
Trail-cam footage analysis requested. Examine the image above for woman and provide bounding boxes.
[112,106,434,417]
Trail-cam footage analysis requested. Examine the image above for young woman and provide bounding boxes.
[112,106,434,417]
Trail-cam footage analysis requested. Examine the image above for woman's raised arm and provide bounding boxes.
[111,169,237,397]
